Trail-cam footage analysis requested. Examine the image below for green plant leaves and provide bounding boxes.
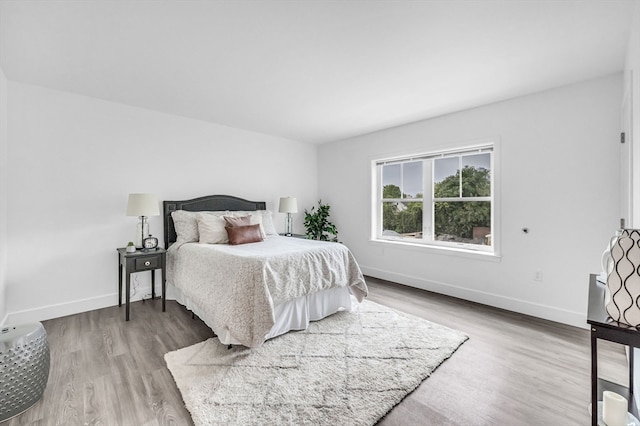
[304,200,339,242]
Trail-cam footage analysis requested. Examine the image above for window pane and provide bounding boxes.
[402,161,423,199]
[382,164,401,198]
[382,201,423,238]
[434,201,491,246]
[461,153,491,197]
[434,157,459,197]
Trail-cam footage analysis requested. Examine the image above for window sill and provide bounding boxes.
[369,238,501,262]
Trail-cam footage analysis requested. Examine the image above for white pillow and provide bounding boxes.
[260,210,278,236]
[171,210,199,243]
[172,210,229,243]
[197,213,229,244]
[233,210,278,236]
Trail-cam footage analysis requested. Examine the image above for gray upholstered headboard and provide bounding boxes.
[163,194,266,246]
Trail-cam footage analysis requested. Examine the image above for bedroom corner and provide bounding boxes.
[1,81,319,324]
[318,74,622,329]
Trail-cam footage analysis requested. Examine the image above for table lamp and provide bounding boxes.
[126,193,160,248]
[278,196,298,236]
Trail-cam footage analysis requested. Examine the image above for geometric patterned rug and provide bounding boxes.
[164,300,468,426]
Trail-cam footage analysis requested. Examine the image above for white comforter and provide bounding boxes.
[167,236,368,347]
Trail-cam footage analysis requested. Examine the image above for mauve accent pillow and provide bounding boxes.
[225,224,264,245]
[228,213,267,238]
[224,215,251,228]
[232,210,277,235]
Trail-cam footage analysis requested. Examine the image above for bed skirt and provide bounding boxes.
[168,283,354,346]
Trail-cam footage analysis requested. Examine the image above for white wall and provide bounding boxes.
[0,68,8,325]
[4,81,317,324]
[623,0,640,404]
[318,74,622,328]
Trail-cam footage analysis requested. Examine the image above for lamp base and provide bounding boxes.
[284,213,293,236]
[135,217,149,249]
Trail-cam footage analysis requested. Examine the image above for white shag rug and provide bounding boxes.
[164,300,468,426]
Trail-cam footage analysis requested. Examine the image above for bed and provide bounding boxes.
[163,194,368,348]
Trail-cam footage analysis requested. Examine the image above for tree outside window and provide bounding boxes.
[377,146,493,251]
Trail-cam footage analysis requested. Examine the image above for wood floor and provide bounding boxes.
[4,277,626,425]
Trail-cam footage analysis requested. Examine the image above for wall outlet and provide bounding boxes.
[534,270,543,281]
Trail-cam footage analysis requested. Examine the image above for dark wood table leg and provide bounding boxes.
[630,347,635,402]
[118,253,122,307]
[162,264,166,312]
[125,269,131,321]
[591,329,598,426]
[151,269,156,300]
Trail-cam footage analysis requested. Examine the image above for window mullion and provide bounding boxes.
[458,156,463,198]
[433,196,490,202]
[399,163,404,199]
[382,198,422,203]
[376,165,382,238]
[424,159,433,242]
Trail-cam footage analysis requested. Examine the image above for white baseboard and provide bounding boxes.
[3,268,586,329]
[361,265,587,329]
[2,284,160,325]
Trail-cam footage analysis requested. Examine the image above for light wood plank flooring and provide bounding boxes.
[4,277,626,425]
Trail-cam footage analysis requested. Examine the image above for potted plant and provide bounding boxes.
[126,241,136,253]
[304,200,339,242]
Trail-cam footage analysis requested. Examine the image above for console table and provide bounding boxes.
[587,273,640,425]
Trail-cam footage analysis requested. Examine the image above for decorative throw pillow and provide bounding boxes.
[248,214,267,239]
[232,210,277,236]
[230,212,267,238]
[225,224,264,245]
[224,215,251,228]
[197,214,229,244]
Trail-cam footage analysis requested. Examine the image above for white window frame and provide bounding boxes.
[371,139,500,257]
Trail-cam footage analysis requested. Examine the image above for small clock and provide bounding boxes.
[142,235,159,252]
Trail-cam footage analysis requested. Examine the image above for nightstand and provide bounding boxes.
[116,247,166,321]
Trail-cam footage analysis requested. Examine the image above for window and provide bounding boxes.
[374,143,495,253]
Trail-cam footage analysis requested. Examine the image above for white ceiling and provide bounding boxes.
[0,0,636,144]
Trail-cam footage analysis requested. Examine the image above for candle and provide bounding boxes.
[603,391,628,426]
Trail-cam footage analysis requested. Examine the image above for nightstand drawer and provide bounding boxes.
[135,256,159,270]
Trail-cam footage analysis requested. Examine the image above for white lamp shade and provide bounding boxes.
[278,197,298,213]
[126,193,160,217]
